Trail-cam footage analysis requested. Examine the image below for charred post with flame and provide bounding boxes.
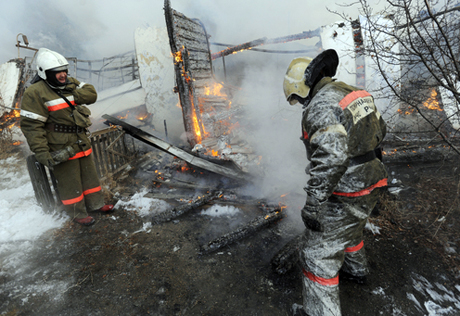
[164,0,253,169]
[165,0,211,148]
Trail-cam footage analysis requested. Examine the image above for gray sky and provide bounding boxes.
[0,0,387,64]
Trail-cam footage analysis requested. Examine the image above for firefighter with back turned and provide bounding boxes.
[20,48,114,226]
[283,49,388,316]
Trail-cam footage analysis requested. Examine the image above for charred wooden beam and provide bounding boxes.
[211,38,267,60]
[102,114,251,181]
[270,234,302,275]
[152,178,213,191]
[200,207,285,255]
[211,29,320,60]
[165,0,215,147]
[102,115,250,182]
[173,47,202,147]
[152,191,222,224]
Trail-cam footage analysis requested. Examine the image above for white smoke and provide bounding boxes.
[0,0,387,64]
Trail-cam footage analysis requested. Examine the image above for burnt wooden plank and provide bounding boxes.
[173,26,207,41]
[174,38,208,53]
[91,134,102,177]
[106,132,116,172]
[171,9,201,27]
[188,60,212,71]
[96,134,107,177]
[200,208,285,254]
[190,74,213,82]
[151,191,222,224]
[102,115,250,182]
[100,134,111,176]
[188,55,212,62]
[172,18,204,34]
[107,131,118,171]
[113,130,126,166]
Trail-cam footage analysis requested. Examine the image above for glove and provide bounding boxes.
[301,195,323,232]
[50,146,76,165]
[65,81,78,92]
[35,151,56,168]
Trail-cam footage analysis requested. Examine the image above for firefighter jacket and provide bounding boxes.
[20,77,97,159]
[302,77,387,203]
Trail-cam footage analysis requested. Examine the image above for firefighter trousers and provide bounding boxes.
[52,154,104,219]
[299,190,382,316]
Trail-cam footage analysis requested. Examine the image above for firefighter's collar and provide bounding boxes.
[311,77,335,98]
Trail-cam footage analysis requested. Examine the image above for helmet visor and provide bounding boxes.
[51,65,69,72]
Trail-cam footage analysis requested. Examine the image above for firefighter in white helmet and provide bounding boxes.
[20,48,114,226]
[283,49,388,316]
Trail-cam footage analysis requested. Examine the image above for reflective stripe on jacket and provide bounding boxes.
[302,77,388,202]
[20,77,97,155]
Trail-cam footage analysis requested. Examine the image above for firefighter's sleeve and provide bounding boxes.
[19,89,50,155]
[66,77,97,105]
[304,103,348,203]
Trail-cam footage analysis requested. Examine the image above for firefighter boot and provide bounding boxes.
[74,216,95,226]
[339,270,367,285]
[291,303,310,316]
[96,205,114,212]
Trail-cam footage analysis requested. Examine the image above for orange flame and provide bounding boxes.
[174,50,183,63]
[423,89,442,111]
[192,111,202,142]
[0,109,21,131]
[137,114,148,121]
[204,82,227,97]
[118,112,129,120]
[397,88,442,115]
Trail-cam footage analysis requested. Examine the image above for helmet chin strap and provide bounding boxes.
[45,78,68,90]
[302,95,312,108]
[290,94,311,107]
[46,82,66,90]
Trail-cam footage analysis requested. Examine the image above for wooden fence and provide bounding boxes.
[90,127,135,180]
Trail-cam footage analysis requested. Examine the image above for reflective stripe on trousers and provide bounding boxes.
[299,190,382,316]
[53,154,104,219]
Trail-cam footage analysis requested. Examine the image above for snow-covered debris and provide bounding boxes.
[201,204,241,217]
[114,189,171,217]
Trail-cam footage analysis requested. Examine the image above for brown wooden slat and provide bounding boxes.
[90,134,102,178]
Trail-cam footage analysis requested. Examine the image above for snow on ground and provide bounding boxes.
[372,274,460,316]
[114,188,171,217]
[201,204,241,217]
[0,154,66,245]
[0,154,69,304]
[411,273,460,315]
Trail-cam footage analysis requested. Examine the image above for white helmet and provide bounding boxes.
[35,48,69,80]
